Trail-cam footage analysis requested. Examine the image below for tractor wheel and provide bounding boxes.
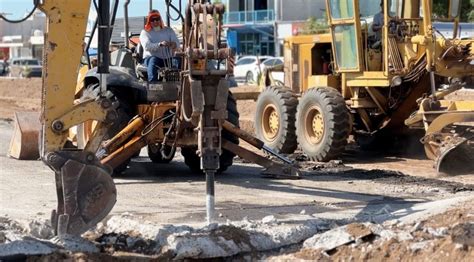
[255,86,297,153]
[77,83,136,175]
[181,93,239,173]
[147,144,176,164]
[296,87,350,161]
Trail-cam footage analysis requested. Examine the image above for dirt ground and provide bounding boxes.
[272,199,474,261]
[0,78,42,120]
[0,78,473,260]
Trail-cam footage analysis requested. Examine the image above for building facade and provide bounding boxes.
[0,10,45,61]
[223,0,326,56]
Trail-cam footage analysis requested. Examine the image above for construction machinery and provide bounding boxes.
[255,0,474,174]
[3,0,300,236]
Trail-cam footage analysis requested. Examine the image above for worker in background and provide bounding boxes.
[139,10,179,82]
[372,1,384,48]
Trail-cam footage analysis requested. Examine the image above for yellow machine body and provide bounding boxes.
[255,0,474,174]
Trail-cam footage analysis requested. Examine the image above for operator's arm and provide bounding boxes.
[158,28,179,50]
[372,13,383,32]
[140,30,161,52]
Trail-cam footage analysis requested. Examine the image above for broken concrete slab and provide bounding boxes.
[396,194,474,225]
[51,235,99,253]
[0,239,57,259]
[303,223,374,251]
[303,226,354,251]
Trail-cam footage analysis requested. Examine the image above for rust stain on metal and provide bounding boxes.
[49,41,58,51]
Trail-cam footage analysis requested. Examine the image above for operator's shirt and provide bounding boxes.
[373,12,384,41]
[139,27,180,59]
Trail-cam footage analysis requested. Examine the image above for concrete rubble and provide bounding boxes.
[0,213,327,259]
[100,214,326,259]
[0,195,472,259]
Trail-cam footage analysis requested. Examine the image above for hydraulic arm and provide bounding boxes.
[37,0,118,235]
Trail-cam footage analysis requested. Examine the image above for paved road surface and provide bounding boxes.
[0,119,472,228]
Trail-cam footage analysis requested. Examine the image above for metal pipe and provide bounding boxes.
[109,0,119,40]
[98,0,110,74]
[124,0,131,48]
[167,1,172,25]
[98,0,111,94]
[383,0,389,76]
[430,71,437,101]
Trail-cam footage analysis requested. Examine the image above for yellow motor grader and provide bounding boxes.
[255,0,474,174]
[3,0,300,236]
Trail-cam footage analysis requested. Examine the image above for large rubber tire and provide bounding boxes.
[147,144,176,164]
[255,86,297,154]
[296,87,350,161]
[77,83,136,175]
[181,93,239,174]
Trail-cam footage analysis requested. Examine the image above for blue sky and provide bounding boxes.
[1,0,184,20]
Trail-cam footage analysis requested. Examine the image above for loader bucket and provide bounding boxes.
[8,111,41,160]
[436,138,474,175]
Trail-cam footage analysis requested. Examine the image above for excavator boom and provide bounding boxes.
[36,0,118,235]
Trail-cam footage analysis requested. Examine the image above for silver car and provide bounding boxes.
[8,58,42,78]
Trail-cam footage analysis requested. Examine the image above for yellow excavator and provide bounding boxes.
[255,0,474,174]
[3,0,300,236]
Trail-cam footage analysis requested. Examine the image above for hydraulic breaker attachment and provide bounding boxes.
[44,151,116,236]
[8,111,41,160]
[222,120,301,179]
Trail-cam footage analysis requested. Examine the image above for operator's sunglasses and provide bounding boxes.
[150,17,161,22]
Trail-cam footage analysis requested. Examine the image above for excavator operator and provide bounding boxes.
[139,9,180,82]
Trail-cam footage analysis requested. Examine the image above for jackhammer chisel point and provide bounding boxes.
[205,170,216,224]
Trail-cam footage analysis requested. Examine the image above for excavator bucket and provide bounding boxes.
[8,111,41,160]
[436,138,474,175]
[48,151,117,236]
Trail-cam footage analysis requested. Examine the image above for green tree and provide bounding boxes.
[302,16,329,35]
[433,0,474,22]
[464,0,474,22]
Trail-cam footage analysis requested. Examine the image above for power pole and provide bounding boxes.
[273,0,280,56]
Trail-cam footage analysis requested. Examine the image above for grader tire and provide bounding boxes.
[77,83,135,175]
[181,93,239,173]
[255,86,298,154]
[296,87,350,161]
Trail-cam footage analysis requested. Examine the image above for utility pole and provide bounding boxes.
[273,0,279,56]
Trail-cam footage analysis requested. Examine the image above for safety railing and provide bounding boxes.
[224,9,275,24]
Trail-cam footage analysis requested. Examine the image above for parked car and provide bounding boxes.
[259,57,284,84]
[8,58,42,78]
[0,61,6,76]
[234,55,272,83]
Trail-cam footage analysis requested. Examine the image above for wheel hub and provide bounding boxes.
[305,106,324,144]
[262,104,279,141]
